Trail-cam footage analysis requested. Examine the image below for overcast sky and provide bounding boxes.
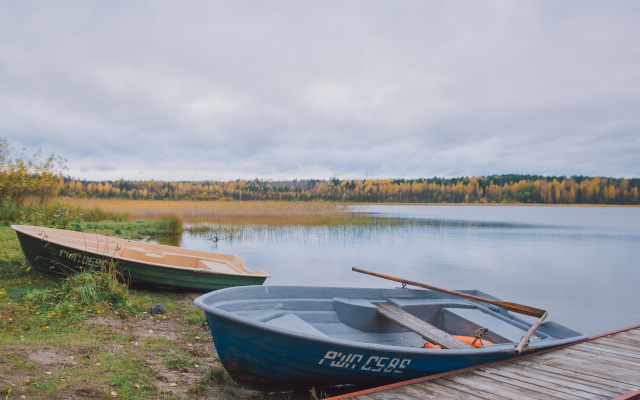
[2,1,639,181]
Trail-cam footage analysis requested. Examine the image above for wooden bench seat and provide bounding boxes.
[197,260,240,274]
[376,303,473,349]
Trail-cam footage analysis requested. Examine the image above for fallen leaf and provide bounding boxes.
[170,383,177,387]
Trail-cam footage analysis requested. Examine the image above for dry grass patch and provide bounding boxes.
[62,198,351,223]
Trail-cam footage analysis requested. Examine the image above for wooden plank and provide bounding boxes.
[397,384,458,400]
[376,303,473,349]
[533,353,633,382]
[445,373,554,400]
[474,368,590,399]
[618,329,640,340]
[611,330,640,340]
[596,335,640,349]
[413,381,479,400]
[438,375,528,400]
[511,360,639,392]
[487,364,622,398]
[532,354,640,385]
[370,387,419,400]
[561,347,640,369]
[613,335,640,346]
[432,379,514,400]
[577,343,640,361]
[590,336,640,352]
[338,327,640,400]
[542,349,640,374]
[352,395,383,400]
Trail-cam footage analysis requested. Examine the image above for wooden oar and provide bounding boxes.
[353,267,546,318]
[353,267,547,354]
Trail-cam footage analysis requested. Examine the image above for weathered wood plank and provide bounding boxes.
[474,368,590,400]
[414,380,483,400]
[612,335,640,346]
[542,349,640,373]
[442,374,535,400]
[354,394,386,400]
[507,360,638,393]
[447,373,560,400]
[397,384,457,400]
[609,331,640,343]
[560,347,640,369]
[576,343,640,361]
[589,336,640,352]
[378,387,423,400]
[618,329,640,341]
[532,354,640,385]
[594,336,640,351]
[489,364,622,398]
[343,327,640,400]
[376,303,473,349]
[434,379,514,400]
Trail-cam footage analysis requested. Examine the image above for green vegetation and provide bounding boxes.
[0,222,253,399]
[0,137,66,206]
[60,175,640,205]
[2,137,638,206]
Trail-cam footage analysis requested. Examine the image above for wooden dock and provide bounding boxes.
[327,325,640,400]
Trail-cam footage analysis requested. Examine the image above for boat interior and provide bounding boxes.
[14,225,269,277]
[216,288,582,349]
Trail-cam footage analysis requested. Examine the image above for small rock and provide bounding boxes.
[150,304,166,314]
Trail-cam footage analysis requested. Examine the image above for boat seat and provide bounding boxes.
[145,252,164,259]
[376,303,473,349]
[197,260,239,275]
[443,308,543,343]
[265,313,329,338]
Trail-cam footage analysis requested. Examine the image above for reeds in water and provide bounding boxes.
[61,198,351,224]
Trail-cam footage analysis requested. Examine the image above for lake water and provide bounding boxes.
[167,205,640,336]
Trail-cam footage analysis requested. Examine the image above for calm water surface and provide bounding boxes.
[164,205,640,336]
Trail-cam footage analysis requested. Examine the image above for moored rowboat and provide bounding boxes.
[194,284,585,391]
[12,225,269,291]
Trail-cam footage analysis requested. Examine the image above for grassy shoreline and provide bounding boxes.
[0,223,265,400]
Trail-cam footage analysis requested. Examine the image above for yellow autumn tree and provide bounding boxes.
[0,137,66,205]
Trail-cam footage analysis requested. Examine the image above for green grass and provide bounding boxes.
[0,222,253,399]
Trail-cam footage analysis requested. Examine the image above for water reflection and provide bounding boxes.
[153,214,542,249]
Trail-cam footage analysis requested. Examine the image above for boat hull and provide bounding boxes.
[195,286,586,391]
[13,227,267,291]
[204,308,515,391]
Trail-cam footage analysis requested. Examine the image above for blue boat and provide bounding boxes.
[194,281,586,391]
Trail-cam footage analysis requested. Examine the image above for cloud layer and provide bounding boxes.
[2,1,639,180]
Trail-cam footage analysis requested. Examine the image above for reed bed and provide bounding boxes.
[61,198,352,223]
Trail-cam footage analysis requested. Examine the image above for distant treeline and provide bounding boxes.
[60,175,640,205]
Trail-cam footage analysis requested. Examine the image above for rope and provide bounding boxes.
[471,327,495,347]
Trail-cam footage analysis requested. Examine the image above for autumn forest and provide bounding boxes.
[60,175,640,205]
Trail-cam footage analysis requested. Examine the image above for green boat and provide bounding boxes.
[11,225,269,291]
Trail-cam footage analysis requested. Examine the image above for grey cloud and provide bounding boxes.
[1,1,639,181]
